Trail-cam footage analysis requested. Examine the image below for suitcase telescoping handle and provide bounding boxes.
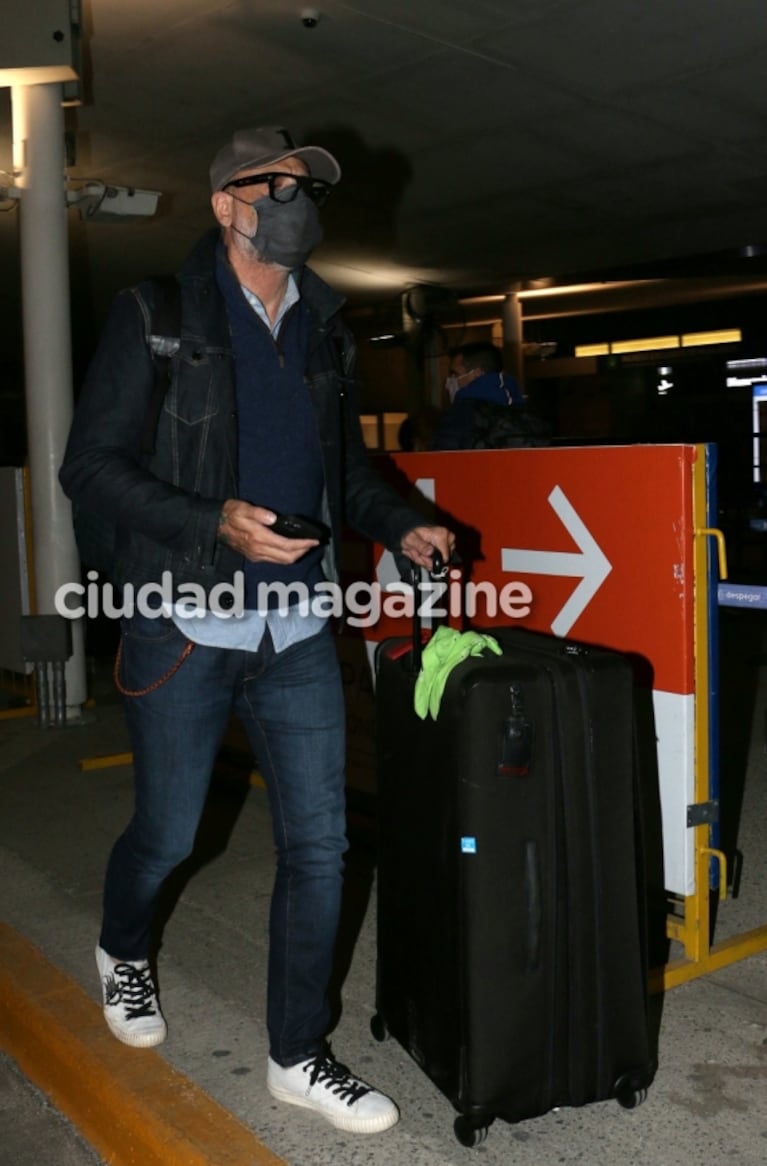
[409,548,449,674]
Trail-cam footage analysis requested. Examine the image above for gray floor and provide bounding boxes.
[1,607,767,1165]
[0,1052,105,1166]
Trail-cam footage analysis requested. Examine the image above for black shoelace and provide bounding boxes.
[112,962,159,1019]
[304,1051,372,1106]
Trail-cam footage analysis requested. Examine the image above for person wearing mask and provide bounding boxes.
[431,341,548,450]
[60,125,453,1136]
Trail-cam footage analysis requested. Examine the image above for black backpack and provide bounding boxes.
[470,400,551,449]
[72,276,182,577]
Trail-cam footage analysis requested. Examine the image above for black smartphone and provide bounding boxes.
[270,513,327,541]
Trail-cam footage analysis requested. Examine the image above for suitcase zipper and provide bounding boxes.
[524,840,542,970]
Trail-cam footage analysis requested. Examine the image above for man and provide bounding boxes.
[431,341,542,450]
[59,126,453,1135]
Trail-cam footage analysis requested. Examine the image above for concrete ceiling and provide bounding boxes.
[4,0,767,330]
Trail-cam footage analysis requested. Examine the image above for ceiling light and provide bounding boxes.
[681,329,741,347]
[368,333,407,347]
[517,281,655,300]
[575,343,610,357]
[611,336,679,354]
[68,183,161,221]
[1,181,163,220]
[458,294,504,306]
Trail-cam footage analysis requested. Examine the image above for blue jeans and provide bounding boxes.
[100,612,348,1067]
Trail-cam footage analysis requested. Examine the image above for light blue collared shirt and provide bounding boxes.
[168,274,327,652]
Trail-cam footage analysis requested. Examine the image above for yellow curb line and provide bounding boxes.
[77,755,267,793]
[0,923,287,1166]
[79,752,134,771]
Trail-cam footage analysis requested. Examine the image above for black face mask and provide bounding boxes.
[234,189,323,269]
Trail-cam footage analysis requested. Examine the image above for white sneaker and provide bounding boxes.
[95,944,167,1048]
[266,1047,399,1134]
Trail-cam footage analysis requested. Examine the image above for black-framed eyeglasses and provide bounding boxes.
[224,171,333,207]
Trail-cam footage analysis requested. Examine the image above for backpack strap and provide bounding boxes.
[140,274,182,456]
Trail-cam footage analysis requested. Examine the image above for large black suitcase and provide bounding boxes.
[372,617,655,1146]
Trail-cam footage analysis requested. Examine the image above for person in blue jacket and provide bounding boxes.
[431,341,528,450]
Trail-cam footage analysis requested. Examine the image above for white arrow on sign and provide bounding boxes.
[501,485,612,637]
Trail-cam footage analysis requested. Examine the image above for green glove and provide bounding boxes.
[414,625,502,720]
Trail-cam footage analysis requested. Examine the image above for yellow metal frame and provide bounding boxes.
[650,445,767,990]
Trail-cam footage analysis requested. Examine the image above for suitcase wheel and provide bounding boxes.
[614,1072,649,1109]
[453,1114,494,1147]
[370,1013,389,1042]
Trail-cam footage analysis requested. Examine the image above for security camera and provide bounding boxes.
[301,7,320,27]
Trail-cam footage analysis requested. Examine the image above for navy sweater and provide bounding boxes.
[217,257,325,608]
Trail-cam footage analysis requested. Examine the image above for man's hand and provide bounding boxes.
[217,500,319,563]
[399,524,456,570]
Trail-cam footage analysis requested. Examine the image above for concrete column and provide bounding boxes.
[424,328,444,410]
[401,290,425,412]
[502,286,525,392]
[12,81,86,713]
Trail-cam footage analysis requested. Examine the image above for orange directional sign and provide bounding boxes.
[370,444,698,697]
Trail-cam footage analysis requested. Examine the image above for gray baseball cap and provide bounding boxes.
[209,126,341,191]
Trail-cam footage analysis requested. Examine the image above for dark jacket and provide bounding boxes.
[431,370,526,451]
[60,229,425,594]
